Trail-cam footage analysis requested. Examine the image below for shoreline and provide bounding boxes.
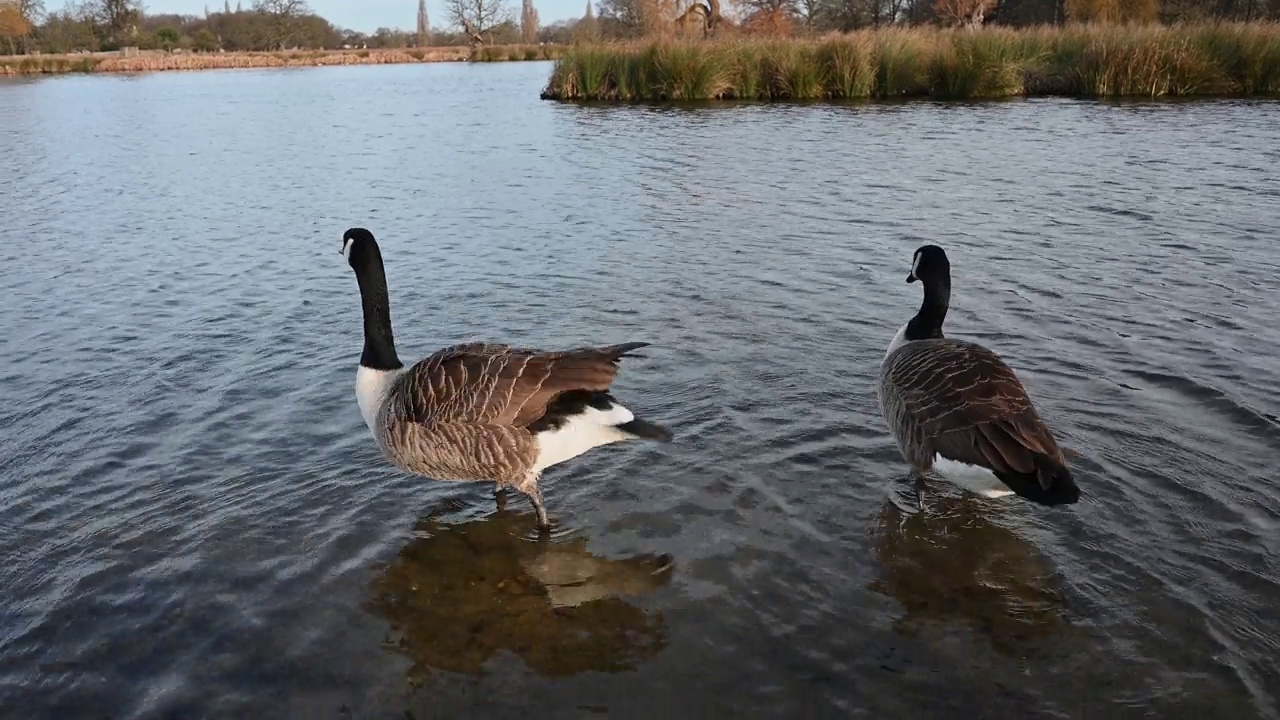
[541,23,1280,102]
[0,45,563,76]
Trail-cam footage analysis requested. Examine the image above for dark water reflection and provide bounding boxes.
[369,501,672,682]
[872,496,1072,657]
[1,64,1279,720]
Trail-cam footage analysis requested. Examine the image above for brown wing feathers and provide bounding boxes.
[893,339,1069,492]
[505,344,643,427]
[933,417,1048,480]
[397,341,648,430]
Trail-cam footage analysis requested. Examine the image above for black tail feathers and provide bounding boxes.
[604,341,650,361]
[617,418,673,442]
[529,389,673,442]
[1036,462,1081,505]
[997,458,1080,506]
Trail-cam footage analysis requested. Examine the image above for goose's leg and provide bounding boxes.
[913,473,928,513]
[494,485,508,513]
[513,473,550,533]
[528,486,550,532]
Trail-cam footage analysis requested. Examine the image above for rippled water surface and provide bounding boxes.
[2,63,1279,720]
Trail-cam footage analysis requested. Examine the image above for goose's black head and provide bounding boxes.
[341,227,380,270]
[907,244,950,285]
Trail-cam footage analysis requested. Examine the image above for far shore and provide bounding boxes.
[0,45,565,76]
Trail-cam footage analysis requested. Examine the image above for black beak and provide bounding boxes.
[906,273,916,283]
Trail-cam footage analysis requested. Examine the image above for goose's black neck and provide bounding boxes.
[905,273,950,341]
[353,248,404,371]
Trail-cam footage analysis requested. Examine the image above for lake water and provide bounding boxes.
[2,62,1279,720]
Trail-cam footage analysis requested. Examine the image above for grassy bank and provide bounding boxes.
[541,22,1280,101]
[0,44,561,76]
[470,44,569,62]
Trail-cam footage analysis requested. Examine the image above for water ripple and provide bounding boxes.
[1,70,1278,719]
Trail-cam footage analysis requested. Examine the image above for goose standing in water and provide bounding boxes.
[341,227,672,530]
[877,245,1080,510]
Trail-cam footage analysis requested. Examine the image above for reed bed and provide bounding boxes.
[0,47,474,75]
[469,44,569,62]
[0,56,105,74]
[541,22,1280,101]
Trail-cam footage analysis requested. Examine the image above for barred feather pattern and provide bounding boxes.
[371,341,646,485]
[877,337,1066,484]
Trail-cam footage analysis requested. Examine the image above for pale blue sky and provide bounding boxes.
[139,0,587,32]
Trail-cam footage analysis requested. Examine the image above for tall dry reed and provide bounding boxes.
[469,44,567,62]
[0,55,104,74]
[541,21,1280,101]
[0,45,538,76]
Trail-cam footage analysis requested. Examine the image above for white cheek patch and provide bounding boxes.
[342,238,354,260]
[911,251,922,277]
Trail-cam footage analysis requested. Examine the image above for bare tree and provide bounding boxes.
[447,0,512,43]
[933,0,991,26]
[14,0,45,24]
[416,0,429,45]
[572,0,598,40]
[795,0,823,26]
[254,0,307,15]
[252,0,311,49]
[735,0,798,16]
[520,0,537,42]
[596,0,683,35]
[596,0,640,29]
[1063,0,1157,21]
[35,4,97,51]
[94,0,141,39]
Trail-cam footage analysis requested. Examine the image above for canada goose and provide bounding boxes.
[877,245,1080,510]
[341,227,672,530]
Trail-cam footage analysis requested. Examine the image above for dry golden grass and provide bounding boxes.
[542,21,1280,101]
[468,43,569,62]
[0,46,476,75]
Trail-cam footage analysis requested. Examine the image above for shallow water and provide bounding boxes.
[2,63,1279,720]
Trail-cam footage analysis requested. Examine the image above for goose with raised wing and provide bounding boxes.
[341,227,672,530]
[877,244,1080,510]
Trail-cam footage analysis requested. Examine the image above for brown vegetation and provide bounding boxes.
[542,22,1280,100]
[0,46,475,75]
[469,42,568,60]
[933,0,996,28]
[1064,0,1160,23]
[0,42,575,75]
[0,4,32,41]
[741,7,797,35]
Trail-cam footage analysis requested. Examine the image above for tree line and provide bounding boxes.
[2,0,1276,56]
[0,0,563,55]
[589,0,1276,36]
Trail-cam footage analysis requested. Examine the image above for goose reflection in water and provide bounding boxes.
[871,493,1073,655]
[366,504,674,682]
